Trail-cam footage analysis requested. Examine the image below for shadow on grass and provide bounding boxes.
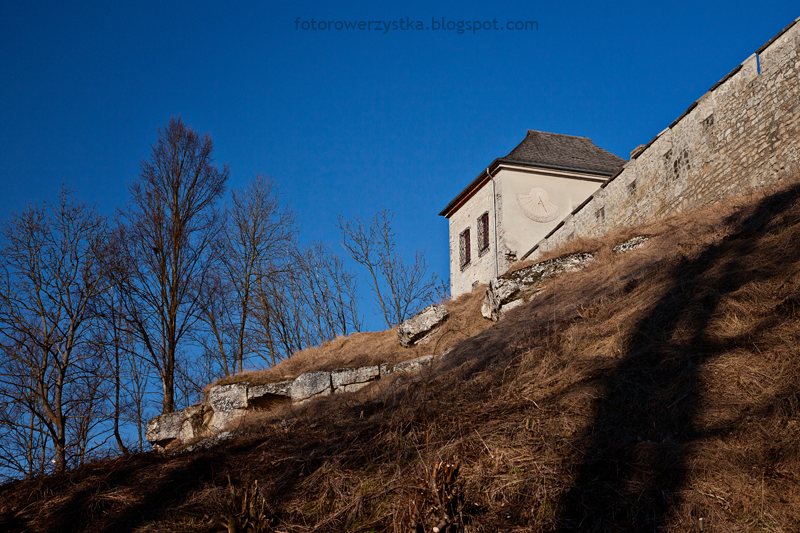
[555,183,800,531]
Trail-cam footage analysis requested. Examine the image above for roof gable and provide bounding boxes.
[439,130,627,218]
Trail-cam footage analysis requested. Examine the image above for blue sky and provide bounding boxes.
[1,0,798,329]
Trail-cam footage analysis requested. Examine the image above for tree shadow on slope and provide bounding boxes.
[23,431,333,533]
[555,183,800,532]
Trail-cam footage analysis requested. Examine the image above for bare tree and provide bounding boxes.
[196,175,295,376]
[248,241,362,366]
[0,189,109,473]
[290,242,363,338]
[338,208,438,328]
[0,389,48,480]
[115,117,228,414]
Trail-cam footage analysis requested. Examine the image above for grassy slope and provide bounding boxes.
[3,178,800,532]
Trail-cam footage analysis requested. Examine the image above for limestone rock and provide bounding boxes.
[612,235,650,254]
[397,304,449,347]
[331,365,380,393]
[145,343,456,451]
[392,355,435,374]
[498,297,525,318]
[207,383,249,431]
[247,380,293,408]
[182,431,235,453]
[146,404,207,449]
[291,371,332,402]
[482,252,595,321]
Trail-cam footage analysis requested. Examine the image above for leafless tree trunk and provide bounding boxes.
[0,189,109,474]
[95,285,131,456]
[249,240,362,364]
[197,175,295,376]
[0,393,48,480]
[114,117,228,414]
[338,208,438,328]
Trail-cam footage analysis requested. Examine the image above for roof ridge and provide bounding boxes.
[526,129,591,140]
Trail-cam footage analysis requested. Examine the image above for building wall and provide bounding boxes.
[448,179,498,297]
[498,168,605,261]
[527,17,800,260]
[449,167,605,297]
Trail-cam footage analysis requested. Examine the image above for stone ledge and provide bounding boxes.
[331,365,380,393]
[482,236,650,321]
[397,304,448,347]
[481,252,595,321]
[147,353,440,451]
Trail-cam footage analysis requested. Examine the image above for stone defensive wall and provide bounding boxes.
[523,17,800,261]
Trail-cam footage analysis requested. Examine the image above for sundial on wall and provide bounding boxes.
[516,187,561,223]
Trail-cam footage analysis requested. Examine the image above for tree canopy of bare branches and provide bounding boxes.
[196,175,296,376]
[247,240,362,366]
[114,117,229,414]
[338,208,438,328]
[0,189,109,474]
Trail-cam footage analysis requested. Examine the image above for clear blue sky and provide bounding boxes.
[2,0,797,329]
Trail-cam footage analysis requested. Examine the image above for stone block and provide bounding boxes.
[331,365,380,393]
[498,298,525,318]
[392,355,434,374]
[482,252,594,321]
[145,404,206,448]
[207,383,249,432]
[182,431,235,454]
[247,380,293,409]
[397,304,449,347]
[291,371,332,402]
[208,383,248,412]
[335,381,372,394]
[612,235,650,254]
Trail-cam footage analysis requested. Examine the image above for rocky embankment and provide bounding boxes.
[146,236,648,452]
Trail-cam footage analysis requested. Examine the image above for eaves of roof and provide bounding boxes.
[438,158,615,219]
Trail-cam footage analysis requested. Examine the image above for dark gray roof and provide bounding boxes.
[503,130,627,174]
[439,130,627,218]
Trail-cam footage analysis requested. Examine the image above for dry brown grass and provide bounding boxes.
[208,286,490,390]
[5,175,800,532]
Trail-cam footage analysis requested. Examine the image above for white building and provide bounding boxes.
[439,130,627,298]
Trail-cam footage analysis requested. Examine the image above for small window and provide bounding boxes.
[477,212,490,254]
[459,228,471,269]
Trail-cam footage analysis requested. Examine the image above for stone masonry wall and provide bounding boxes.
[526,17,800,260]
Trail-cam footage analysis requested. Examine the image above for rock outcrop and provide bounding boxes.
[481,252,595,321]
[146,354,440,451]
[612,235,650,254]
[481,236,651,321]
[145,404,210,451]
[397,304,448,347]
[331,365,381,393]
[147,237,651,453]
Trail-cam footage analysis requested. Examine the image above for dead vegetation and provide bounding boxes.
[4,176,800,532]
[208,287,489,389]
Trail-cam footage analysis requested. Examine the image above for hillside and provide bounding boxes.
[3,177,800,532]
